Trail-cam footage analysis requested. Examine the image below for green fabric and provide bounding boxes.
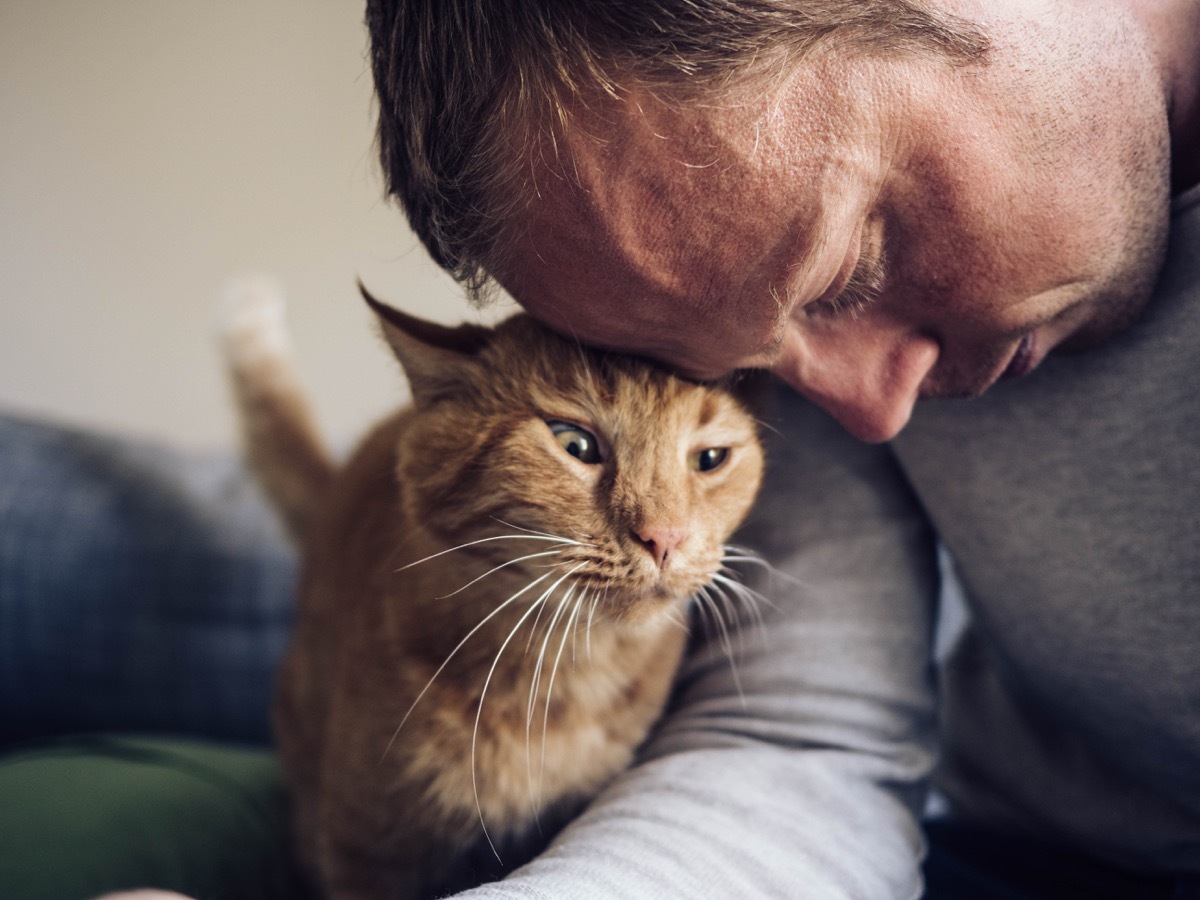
[0,735,307,900]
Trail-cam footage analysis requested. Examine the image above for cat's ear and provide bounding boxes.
[359,282,491,406]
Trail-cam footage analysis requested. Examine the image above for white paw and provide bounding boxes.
[219,274,291,364]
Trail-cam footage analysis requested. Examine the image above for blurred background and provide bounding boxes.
[1,1,506,450]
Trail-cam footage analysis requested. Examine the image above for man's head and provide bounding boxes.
[365,0,987,297]
[367,1,1186,441]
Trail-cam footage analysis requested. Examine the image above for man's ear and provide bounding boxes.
[359,281,492,407]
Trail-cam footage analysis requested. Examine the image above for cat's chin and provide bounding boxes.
[596,584,694,627]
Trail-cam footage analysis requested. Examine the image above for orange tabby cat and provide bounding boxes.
[222,280,764,900]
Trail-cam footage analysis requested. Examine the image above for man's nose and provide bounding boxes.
[770,320,940,443]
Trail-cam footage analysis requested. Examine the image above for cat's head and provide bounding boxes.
[365,286,765,621]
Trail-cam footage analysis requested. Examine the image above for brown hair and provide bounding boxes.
[365,1,989,302]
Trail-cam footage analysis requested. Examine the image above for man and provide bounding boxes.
[366,0,1200,897]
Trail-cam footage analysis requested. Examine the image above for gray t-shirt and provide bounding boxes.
[458,186,1200,898]
[895,183,1200,873]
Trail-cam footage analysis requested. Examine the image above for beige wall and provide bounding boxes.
[0,2,505,449]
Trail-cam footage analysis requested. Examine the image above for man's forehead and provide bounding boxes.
[559,82,769,153]
[510,89,807,301]
[496,59,888,373]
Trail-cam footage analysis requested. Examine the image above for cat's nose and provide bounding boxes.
[634,525,688,571]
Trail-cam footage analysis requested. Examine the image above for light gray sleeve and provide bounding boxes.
[456,388,941,899]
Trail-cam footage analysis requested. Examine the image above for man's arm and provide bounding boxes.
[457,386,942,899]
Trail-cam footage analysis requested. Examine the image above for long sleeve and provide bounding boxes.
[455,387,942,899]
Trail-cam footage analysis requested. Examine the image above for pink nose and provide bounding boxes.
[635,525,688,570]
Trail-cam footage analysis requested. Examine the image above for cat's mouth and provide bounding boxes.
[566,566,717,621]
[496,534,734,623]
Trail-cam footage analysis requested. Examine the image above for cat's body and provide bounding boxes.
[223,280,764,900]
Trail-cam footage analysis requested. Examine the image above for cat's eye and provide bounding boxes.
[691,447,729,472]
[547,421,603,464]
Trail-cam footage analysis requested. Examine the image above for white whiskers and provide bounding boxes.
[584,587,605,660]
[388,519,597,862]
[381,571,554,762]
[685,544,794,707]
[722,544,802,590]
[472,562,587,861]
[395,532,589,572]
[538,588,587,802]
[525,581,576,818]
[436,547,568,599]
[694,585,745,706]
